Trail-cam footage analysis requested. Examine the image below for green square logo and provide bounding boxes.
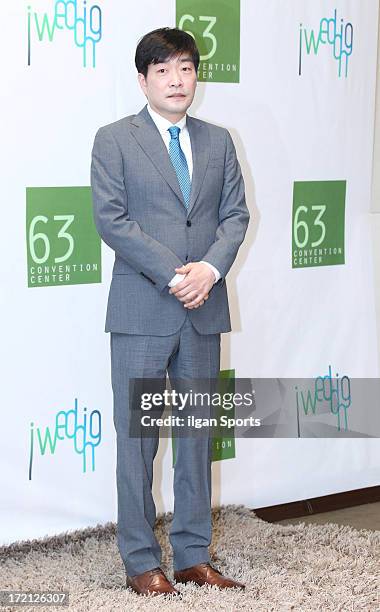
[176,0,240,83]
[292,180,346,268]
[26,186,101,287]
[171,369,236,466]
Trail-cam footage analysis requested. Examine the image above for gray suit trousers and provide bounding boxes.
[110,314,220,575]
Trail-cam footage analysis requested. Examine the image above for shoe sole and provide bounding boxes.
[174,576,245,589]
[126,579,182,597]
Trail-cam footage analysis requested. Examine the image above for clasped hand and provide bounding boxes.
[168,262,215,309]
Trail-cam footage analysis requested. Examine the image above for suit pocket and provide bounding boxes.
[112,271,155,285]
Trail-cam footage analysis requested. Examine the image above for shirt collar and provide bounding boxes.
[147,103,187,135]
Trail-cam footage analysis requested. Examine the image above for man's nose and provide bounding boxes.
[169,70,183,87]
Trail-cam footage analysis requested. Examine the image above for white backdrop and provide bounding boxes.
[1,0,379,544]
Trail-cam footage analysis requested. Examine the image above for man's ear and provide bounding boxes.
[138,73,147,95]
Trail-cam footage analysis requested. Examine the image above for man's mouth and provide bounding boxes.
[168,94,186,98]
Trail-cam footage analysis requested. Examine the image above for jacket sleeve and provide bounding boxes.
[90,126,184,292]
[200,129,250,283]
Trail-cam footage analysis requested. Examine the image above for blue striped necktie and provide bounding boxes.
[167,126,191,209]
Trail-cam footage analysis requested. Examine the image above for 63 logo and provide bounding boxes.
[176,0,240,83]
[292,180,346,268]
[26,186,101,287]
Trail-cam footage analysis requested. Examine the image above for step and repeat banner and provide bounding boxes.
[1,0,379,544]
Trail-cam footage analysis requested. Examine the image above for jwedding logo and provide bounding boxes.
[298,9,353,78]
[28,398,102,479]
[292,180,346,268]
[26,186,101,287]
[295,366,351,432]
[176,0,240,83]
[27,0,102,67]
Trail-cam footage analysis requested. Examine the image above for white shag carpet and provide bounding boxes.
[0,505,379,611]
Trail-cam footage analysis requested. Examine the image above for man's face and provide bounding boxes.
[138,53,197,122]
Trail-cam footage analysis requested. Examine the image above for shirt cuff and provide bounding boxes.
[168,273,186,287]
[199,261,221,284]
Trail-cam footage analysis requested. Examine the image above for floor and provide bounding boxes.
[276,501,380,531]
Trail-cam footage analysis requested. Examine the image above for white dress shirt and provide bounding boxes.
[146,104,221,288]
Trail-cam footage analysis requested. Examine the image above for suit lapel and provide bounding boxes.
[130,106,185,205]
[130,106,210,216]
[186,114,210,215]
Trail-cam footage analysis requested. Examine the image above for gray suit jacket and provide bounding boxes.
[90,105,250,335]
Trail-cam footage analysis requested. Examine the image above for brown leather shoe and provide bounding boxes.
[174,562,245,590]
[126,567,181,597]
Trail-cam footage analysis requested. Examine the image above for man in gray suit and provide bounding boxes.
[91,27,250,597]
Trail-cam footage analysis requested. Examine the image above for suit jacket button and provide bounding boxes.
[186,220,191,227]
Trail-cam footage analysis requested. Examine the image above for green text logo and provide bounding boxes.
[27,0,103,68]
[26,186,101,287]
[28,397,102,479]
[292,180,346,268]
[177,0,240,83]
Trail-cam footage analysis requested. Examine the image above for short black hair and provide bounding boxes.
[135,27,200,77]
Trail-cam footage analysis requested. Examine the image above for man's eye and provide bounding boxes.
[158,68,166,73]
